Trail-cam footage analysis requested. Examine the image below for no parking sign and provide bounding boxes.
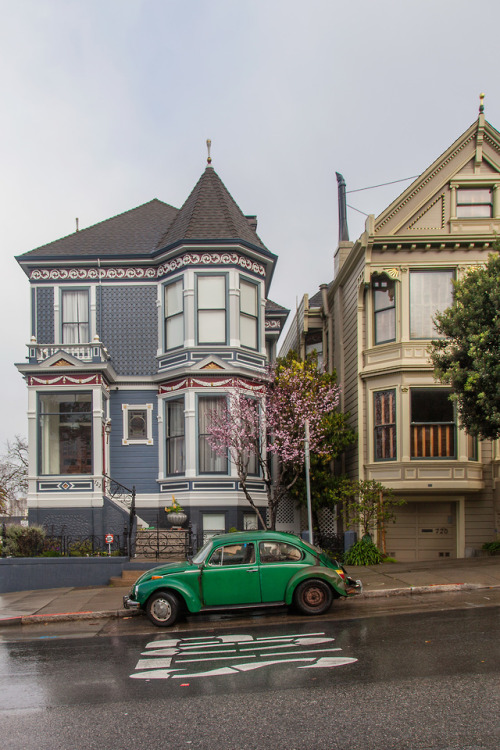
[105,533,114,553]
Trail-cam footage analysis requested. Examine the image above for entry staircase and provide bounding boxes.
[109,527,190,587]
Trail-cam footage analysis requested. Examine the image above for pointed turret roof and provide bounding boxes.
[156,166,268,252]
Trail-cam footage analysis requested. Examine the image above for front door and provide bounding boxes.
[201,542,261,605]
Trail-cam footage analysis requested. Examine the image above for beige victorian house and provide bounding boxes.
[282,102,500,561]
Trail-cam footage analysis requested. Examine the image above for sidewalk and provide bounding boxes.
[1,555,499,626]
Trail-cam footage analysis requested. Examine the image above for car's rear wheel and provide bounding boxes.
[146,591,179,627]
[294,579,333,615]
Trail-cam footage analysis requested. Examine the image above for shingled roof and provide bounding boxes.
[17,199,179,260]
[156,166,268,252]
[17,166,270,264]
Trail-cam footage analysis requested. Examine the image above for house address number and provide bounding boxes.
[421,528,449,535]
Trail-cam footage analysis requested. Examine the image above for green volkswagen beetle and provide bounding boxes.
[123,530,362,627]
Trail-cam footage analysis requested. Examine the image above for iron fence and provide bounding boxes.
[314,532,345,560]
[42,533,127,557]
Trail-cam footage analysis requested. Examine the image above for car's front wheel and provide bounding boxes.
[146,591,179,627]
[294,579,333,615]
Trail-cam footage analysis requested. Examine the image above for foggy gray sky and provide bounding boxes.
[1,0,499,447]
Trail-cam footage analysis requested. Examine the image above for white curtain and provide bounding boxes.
[62,291,89,343]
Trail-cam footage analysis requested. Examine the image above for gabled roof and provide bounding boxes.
[374,115,500,237]
[17,199,178,260]
[156,166,268,252]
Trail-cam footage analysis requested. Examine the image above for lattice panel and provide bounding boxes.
[318,507,338,534]
[276,496,295,524]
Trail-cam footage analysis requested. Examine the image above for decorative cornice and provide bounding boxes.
[27,373,103,386]
[159,375,265,394]
[29,251,266,283]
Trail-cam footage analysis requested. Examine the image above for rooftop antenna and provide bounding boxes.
[206,138,212,166]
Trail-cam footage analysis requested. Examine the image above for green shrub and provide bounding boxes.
[4,525,46,557]
[482,540,500,553]
[68,539,94,556]
[343,538,383,565]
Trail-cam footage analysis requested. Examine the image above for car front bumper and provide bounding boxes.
[345,578,363,595]
[123,595,141,610]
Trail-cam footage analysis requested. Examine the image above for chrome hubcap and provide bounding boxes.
[152,598,171,621]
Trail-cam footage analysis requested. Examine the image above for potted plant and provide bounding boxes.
[164,496,187,528]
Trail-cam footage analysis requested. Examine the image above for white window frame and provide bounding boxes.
[409,269,454,340]
[122,403,154,445]
[164,277,184,351]
[239,276,259,350]
[60,288,90,344]
[196,273,227,345]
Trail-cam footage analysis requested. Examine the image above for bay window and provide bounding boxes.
[197,275,227,345]
[198,395,228,474]
[410,270,454,339]
[61,290,89,343]
[410,389,455,459]
[372,276,396,344]
[39,392,92,475]
[165,398,185,475]
[164,278,184,350]
[374,389,396,460]
[240,278,259,349]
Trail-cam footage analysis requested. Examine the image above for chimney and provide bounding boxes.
[335,173,349,243]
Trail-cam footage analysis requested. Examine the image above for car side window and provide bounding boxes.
[259,542,303,563]
[208,543,255,566]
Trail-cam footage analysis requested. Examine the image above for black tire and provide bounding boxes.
[146,591,179,627]
[294,579,333,615]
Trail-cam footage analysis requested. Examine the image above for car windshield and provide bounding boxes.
[191,540,213,564]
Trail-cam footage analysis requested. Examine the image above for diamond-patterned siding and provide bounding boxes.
[101,286,157,375]
[37,287,54,344]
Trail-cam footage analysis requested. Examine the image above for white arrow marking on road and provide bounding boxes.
[299,657,358,668]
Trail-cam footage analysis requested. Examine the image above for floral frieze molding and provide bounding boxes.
[29,252,266,282]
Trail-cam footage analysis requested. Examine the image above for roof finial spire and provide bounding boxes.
[479,92,485,114]
[206,138,212,166]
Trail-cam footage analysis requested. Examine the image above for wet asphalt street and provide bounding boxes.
[0,592,499,750]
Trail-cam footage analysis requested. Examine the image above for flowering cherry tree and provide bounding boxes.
[206,358,342,529]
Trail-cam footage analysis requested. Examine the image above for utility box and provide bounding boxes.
[344,531,357,552]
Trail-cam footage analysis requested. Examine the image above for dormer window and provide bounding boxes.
[456,188,492,218]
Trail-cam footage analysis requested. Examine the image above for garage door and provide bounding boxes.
[385,501,456,562]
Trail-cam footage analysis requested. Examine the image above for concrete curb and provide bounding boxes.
[0,608,142,627]
[362,582,490,598]
[1,582,498,627]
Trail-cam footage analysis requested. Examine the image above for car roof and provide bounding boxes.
[210,530,305,545]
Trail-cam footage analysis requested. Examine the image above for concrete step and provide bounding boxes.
[109,570,145,587]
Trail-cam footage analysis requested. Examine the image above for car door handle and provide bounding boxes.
[246,568,258,573]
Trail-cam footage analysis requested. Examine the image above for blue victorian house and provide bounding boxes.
[16,156,289,546]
